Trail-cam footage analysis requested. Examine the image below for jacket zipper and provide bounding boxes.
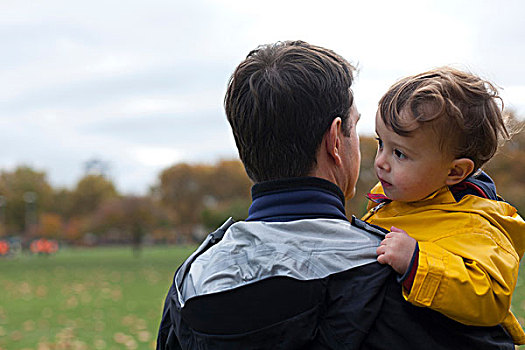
[370,201,387,213]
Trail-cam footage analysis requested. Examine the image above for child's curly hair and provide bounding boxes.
[378,67,509,170]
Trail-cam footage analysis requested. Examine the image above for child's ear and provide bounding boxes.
[445,158,475,186]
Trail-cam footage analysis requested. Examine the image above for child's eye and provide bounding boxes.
[375,137,383,149]
[394,149,407,159]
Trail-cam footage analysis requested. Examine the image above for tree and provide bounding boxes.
[69,174,118,217]
[88,195,167,255]
[157,163,214,239]
[201,198,250,231]
[48,188,75,219]
[62,217,84,243]
[347,135,379,217]
[484,110,525,212]
[0,166,53,234]
[209,160,252,201]
[157,160,252,241]
[38,213,63,239]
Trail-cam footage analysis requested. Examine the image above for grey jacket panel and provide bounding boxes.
[178,218,383,305]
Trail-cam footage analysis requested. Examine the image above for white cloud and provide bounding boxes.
[501,86,525,112]
[132,146,184,167]
[0,0,524,193]
[115,91,222,116]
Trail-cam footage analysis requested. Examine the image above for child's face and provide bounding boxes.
[374,111,454,202]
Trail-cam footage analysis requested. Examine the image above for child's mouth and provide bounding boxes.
[379,178,392,188]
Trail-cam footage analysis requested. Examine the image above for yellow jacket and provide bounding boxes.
[362,182,525,344]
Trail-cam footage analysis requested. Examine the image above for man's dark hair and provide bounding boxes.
[224,40,355,182]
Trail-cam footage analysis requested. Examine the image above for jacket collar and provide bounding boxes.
[449,170,499,202]
[247,177,348,222]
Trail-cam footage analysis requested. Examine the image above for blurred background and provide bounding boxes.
[1,0,524,349]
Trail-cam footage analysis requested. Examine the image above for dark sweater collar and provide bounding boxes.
[247,177,347,222]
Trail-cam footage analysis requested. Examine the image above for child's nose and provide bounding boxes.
[375,153,390,172]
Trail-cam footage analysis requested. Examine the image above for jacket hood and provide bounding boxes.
[450,170,525,258]
[457,196,525,260]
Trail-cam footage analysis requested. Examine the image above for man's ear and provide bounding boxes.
[445,158,475,186]
[326,117,343,166]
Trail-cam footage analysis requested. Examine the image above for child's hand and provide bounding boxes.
[376,226,417,275]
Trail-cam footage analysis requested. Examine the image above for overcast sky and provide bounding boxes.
[2,0,524,194]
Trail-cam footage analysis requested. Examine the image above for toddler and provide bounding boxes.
[363,67,525,344]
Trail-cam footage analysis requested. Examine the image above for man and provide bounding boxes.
[157,41,514,349]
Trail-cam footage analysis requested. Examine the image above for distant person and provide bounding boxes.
[157,41,514,349]
[365,67,525,344]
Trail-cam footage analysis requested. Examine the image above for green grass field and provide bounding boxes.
[0,246,194,350]
[1,246,525,349]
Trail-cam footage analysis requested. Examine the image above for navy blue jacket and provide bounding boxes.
[157,177,513,349]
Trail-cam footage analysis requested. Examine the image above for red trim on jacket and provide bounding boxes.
[402,250,419,292]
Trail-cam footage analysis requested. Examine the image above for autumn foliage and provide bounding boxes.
[0,114,523,245]
[157,160,251,241]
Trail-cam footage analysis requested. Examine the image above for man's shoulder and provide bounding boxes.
[183,218,384,300]
[161,217,394,350]
[224,217,386,248]
[175,262,391,349]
